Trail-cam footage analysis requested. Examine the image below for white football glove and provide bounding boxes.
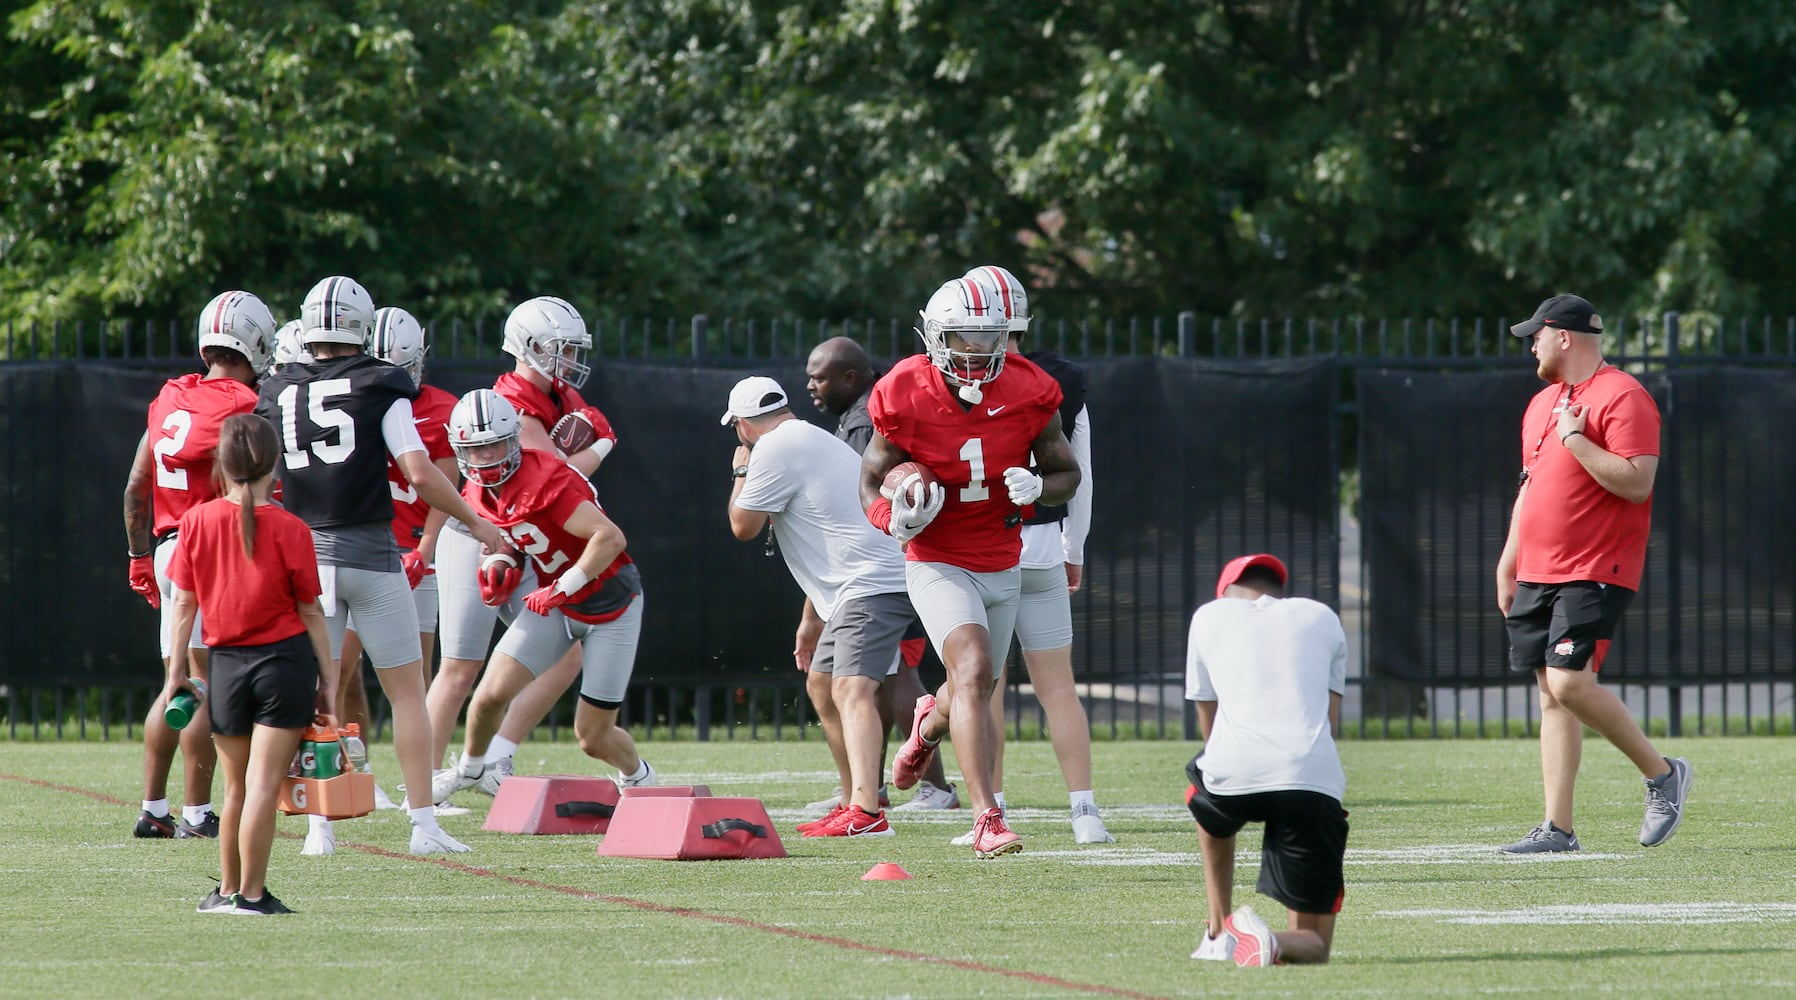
[889,477,945,543]
[1003,466,1044,506]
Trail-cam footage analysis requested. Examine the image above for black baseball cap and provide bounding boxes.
[1510,293,1604,338]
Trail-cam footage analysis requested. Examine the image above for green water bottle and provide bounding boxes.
[163,678,208,730]
[302,723,343,779]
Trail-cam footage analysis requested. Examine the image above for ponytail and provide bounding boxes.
[215,414,279,559]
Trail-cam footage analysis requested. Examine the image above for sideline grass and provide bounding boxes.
[1,738,1792,999]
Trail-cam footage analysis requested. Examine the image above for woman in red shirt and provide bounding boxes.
[162,414,337,915]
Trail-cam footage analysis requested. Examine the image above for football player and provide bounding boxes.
[433,390,653,800]
[427,296,617,789]
[123,290,276,840]
[860,275,1080,858]
[255,275,507,856]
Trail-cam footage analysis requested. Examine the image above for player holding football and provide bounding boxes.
[123,290,276,840]
[428,296,618,789]
[435,390,654,794]
[256,275,507,856]
[861,274,1080,858]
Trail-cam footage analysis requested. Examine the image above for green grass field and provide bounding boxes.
[2,737,1791,999]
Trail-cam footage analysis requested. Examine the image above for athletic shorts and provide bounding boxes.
[320,565,422,669]
[154,532,205,657]
[208,632,318,736]
[811,592,915,681]
[905,561,1021,680]
[495,594,643,708]
[435,525,529,661]
[346,569,439,638]
[1016,565,1074,651]
[1506,581,1635,673]
[1185,757,1347,915]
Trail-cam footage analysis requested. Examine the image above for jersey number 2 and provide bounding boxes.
[507,521,570,575]
[277,379,357,469]
[152,409,194,490]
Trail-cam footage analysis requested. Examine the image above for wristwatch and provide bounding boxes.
[731,465,749,479]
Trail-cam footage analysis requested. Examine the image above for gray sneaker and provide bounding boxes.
[1500,821,1580,854]
[1639,756,1692,847]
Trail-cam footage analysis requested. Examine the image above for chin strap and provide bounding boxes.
[957,383,984,404]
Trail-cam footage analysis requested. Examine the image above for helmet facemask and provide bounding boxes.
[454,437,522,487]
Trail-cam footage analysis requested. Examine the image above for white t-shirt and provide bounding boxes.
[733,418,907,620]
[1020,404,1093,570]
[1184,594,1348,800]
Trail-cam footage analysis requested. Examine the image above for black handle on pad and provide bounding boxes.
[700,818,767,839]
[555,800,616,819]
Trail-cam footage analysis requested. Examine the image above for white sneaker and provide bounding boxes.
[803,786,843,812]
[410,823,471,855]
[431,758,488,804]
[949,825,978,847]
[478,756,512,796]
[434,802,471,817]
[371,782,401,811]
[301,818,335,857]
[1191,930,1235,961]
[1071,802,1115,844]
[621,760,657,788]
[893,780,960,811]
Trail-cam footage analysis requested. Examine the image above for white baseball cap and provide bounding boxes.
[720,375,790,425]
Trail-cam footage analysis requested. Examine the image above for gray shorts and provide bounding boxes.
[811,592,915,681]
[434,524,529,661]
[155,533,205,657]
[904,561,1021,680]
[494,594,643,707]
[345,569,439,637]
[1016,565,1073,651]
[321,564,422,669]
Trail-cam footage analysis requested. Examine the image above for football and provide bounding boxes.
[550,411,598,455]
[881,461,941,504]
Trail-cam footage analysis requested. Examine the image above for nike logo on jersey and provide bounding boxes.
[986,405,1006,415]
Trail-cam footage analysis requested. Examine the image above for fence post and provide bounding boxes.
[690,314,709,362]
[1662,312,1682,737]
[696,685,712,741]
[1178,311,1197,357]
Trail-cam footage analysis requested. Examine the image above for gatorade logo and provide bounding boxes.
[291,783,309,810]
[300,750,317,772]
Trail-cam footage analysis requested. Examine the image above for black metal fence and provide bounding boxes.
[4,311,1794,741]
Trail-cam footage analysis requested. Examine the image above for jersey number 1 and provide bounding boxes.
[277,379,358,469]
[958,438,989,503]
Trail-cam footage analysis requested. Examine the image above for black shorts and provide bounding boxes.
[208,632,319,736]
[1506,581,1634,673]
[1184,757,1347,915]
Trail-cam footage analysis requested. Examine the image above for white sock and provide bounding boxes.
[1070,789,1096,810]
[307,814,332,833]
[408,805,438,829]
[142,798,170,817]
[624,760,649,782]
[183,803,212,825]
[487,736,519,761]
[993,791,1007,810]
[460,752,486,775]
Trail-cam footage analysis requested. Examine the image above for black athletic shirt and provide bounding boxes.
[256,354,420,529]
[1021,350,1085,527]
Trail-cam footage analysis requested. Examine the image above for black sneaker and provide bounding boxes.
[197,888,234,914]
[133,810,176,839]
[230,891,294,915]
[175,811,219,839]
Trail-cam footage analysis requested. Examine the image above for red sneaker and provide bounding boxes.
[891,694,939,791]
[811,805,895,838]
[798,804,847,837]
[971,806,1022,858]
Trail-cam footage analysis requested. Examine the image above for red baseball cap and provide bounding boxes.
[1215,553,1289,598]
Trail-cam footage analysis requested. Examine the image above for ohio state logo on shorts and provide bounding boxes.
[1554,639,1577,656]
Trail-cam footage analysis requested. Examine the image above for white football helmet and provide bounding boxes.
[196,290,277,376]
[272,320,313,370]
[448,388,523,487]
[300,275,377,347]
[965,264,1030,333]
[917,276,1008,403]
[502,295,590,390]
[368,306,428,388]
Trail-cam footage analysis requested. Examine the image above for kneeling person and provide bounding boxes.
[435,390,653,800]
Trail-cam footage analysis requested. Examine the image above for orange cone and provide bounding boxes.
[862,862,912,881]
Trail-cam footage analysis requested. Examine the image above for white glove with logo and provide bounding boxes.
[889,477,945,543]
[1003,466,1044,506]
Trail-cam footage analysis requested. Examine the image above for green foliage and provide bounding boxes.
[5,1,1796,332]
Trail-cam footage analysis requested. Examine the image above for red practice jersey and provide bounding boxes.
[386,382,458,552]
[167,498,322,648]
[869,354,1063,572]
[463,450,637,623]
[493,372,616,452]
[145,373,260,537]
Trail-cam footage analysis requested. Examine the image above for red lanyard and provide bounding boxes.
[1519,366,1604,486]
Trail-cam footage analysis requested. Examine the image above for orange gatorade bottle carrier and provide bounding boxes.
[279,719,376,820]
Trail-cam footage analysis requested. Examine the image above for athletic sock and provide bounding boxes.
[409,805,438,829]
[1069,789,1096,810]
[142,798,170,818]
[460,752,486,775]
[624,760,649,783]
[487,736,519,761]
[993,791,1007,810]
[183,803,212,825]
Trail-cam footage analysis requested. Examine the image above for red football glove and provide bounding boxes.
[401,549,427,590]
[129,556,160,609]
[478,551,525,607]
[523,583,573,617]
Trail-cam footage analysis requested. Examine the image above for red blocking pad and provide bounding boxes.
[597,796,787,860]
[620,785,711,798]
[483,775,620,835]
